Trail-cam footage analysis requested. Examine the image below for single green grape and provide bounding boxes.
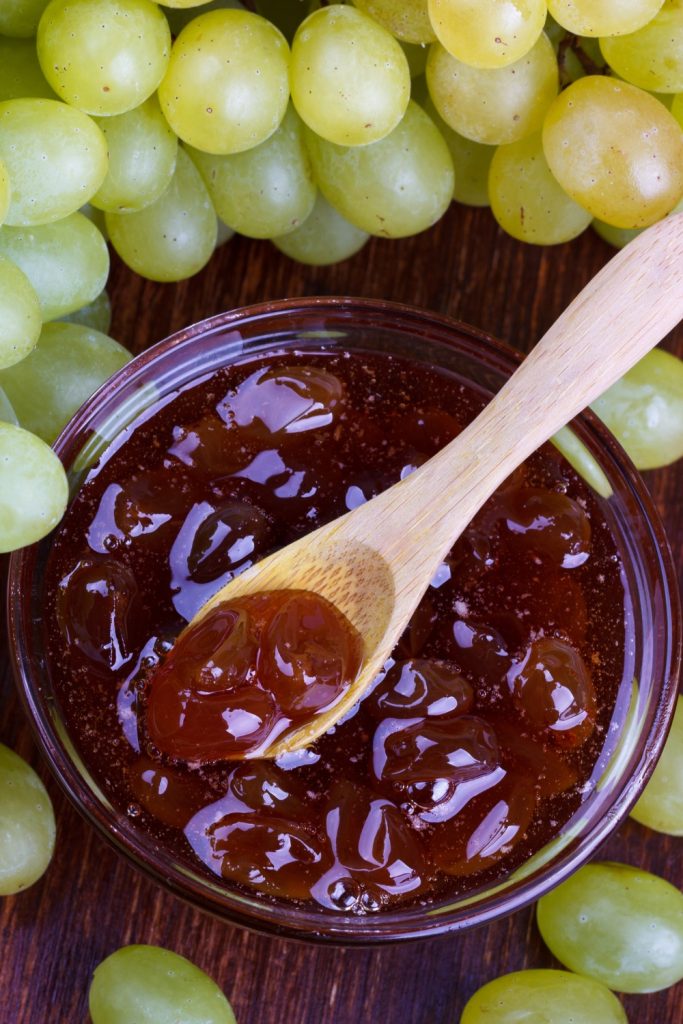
[672,91,683,128]
[0,213,109,321]
[0,0,51,37]
[37,0,171,117]
[0,36,56,101]
[59,289,112,334]
[0,256,42,370]
[422,96,493,205]
[91,96,178,213]
[291,6,410,146]
[159,9,290,155]
[548,0,665,36]
[593,220,645,248]
[272,191,369,264]
[354,0,435,44]
[426,33,559,145]
[630,695,683,835]
[0,744,56,893]
[0,99,108,226]
[0,158,10,226]
[427,0,547,69]
[461,969,628,1023]
[537,861,683,993]
[106,148,217,282]
[89,945,237,1024]
[543,76,683,228]
[0,421,68,552]
[600,0,683,94]
[187,104,315,238]
[306,100,454,238]
[0,321,131,444]
[489,133,592,244]
[591,347,683,469]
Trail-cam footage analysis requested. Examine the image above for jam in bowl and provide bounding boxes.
[8,299,680,943]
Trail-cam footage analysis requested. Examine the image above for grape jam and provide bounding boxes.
[44,347,627,913]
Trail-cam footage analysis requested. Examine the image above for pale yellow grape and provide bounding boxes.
[548,0,665,37]
[306,100,454,238]
[0,0,50,37]
[354,0,435,44]
[600,1,683,94]
[291,6,410,146]
[489,134,592,244]
[92,97,177,213]
[187,105,315,238]
[461,970,628,1024]
[0,99,108,226]
[0,386,17,424]
[0,322,131,444]
[427,0,546,69]
[543,76,683,228]
[422,96,494,205]
[272,192,369,264]
[37,0,171,117]
[164,0,245,36]
[106,148,217,282]
[672,92,683,127]
[631,696,683,835]
[0,422,68,552]
[426,33,558,145]
[0,256,42,369]
[60,290,112,334]
[0,214,109,321]
[0,37,56,101]
[0,744,56,893]
[0,159,9,226]
[159,10,290,155]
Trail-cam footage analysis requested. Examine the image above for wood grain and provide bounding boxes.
[1,202,681,1024]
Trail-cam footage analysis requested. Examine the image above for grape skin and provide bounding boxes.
[427,0,547,69]
[461,969,628,1023]
[0,0,51,38]
[272,191,369,265]
[354,0,435,44]
[0,421,68,552]
[0,744,56,894]
[59,289,112,334]
[422,96,495,206]
[548,0,666,37]
[0,36,56,101]
[0,255,42,369]
[631,695,683,835]
[542,76,683,228]
[0,384,17,424]
[600,0,683,94]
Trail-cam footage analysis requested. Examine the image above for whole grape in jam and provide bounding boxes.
[44,346,627,913]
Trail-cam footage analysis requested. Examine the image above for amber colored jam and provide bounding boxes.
[44,347,628,914]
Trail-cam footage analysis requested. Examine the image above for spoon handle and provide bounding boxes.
[351,214,683,580]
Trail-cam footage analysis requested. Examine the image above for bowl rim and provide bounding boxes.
[7,295,681,945]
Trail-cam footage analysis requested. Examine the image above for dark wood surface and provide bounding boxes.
[1,204,681,1024]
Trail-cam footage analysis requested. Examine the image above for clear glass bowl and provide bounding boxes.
[7,298,681,944]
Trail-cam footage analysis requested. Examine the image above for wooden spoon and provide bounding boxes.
[188,213,683,758]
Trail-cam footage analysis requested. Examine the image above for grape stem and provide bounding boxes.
[557,32,608,90]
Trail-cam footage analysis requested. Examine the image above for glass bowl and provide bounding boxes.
[7,297,681,944]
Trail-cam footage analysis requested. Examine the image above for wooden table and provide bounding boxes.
[1,204,681,1023]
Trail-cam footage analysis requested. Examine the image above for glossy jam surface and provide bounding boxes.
[44,347,627,914]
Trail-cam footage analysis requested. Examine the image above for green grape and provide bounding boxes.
[0,744,56,893]
[0,99,108,227]
[631,696,683,834]
[489,133,592,244]
[0,321,131,444]
[590,347,683,469]
[0,214,109,321]
[426,33,558,145]
[422,96,493,205]
[291,6,410,146]
[354,0,435,44]
[0,0,51,37]
[106,148,217,282]
[37,0,171,117]
[89,945,237,1024]
[672,91,683,127]
[0,36,56,101]
[215,219,235,248]
[0,256,42,370]
[254,0,318,42]
[600,1,683,94]
[0,422,68,552]
[187,104,315,238]
[548,0,665,36]
[543,76,683,228]
[91,97,178,213]
[306,100,454,237]
[427,0,547,69]
[0,158,10,226]
[272,191,369,264]
[461,970,628,1023]
[593,220,645,248]
[0,385,18,424]
[159,9,290,155]
[537,862,683,993]
[59,290,112,334]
